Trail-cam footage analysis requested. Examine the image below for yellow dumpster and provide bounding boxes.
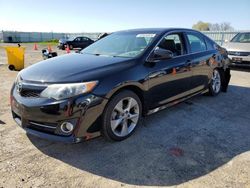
[4,46,25,71]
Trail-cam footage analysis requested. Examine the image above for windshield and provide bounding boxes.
[81,32,157,58]
[231,33,250,43]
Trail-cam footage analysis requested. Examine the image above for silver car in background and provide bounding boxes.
[223,32,250,67]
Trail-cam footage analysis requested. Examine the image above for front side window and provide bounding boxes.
[231,33,250,43]
[81,32,157,58]
[157,33,184,57]
[187,34,206,53]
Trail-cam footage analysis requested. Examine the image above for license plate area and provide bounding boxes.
[232,57,242,62]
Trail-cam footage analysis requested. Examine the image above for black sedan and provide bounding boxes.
[58,36,94,50]
[11,28,231,143]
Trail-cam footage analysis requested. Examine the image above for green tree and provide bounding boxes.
[192,21,210,31]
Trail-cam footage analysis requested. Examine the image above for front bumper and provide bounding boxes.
[11,84,107,143]
[14,116,81,143]
[228,55,250,67]
[57,43,66,49]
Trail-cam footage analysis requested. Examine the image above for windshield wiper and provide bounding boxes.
[80,52,129,58]
[80,52,101,56]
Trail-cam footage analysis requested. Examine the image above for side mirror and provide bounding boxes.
[152,47,173,60]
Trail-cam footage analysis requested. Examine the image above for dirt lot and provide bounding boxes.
[0,44,249,188]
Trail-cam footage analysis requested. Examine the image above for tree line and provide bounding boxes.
[192,21,234,31]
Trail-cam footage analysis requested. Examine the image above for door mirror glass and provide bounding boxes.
[152,47,173,60]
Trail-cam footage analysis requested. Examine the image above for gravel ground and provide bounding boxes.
[0,44,249,188]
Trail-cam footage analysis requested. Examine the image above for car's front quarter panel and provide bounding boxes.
[91,59,149,99]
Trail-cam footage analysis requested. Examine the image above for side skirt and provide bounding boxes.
[146,89,208,115]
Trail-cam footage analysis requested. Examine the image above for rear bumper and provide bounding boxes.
[57,43,66,49]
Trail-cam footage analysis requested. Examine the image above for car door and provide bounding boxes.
[80,37,91,49]
[71,37,81,48]
[147,32,193,109]
[184,32,214,93]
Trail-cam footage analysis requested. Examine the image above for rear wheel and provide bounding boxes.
[209,69,222,96]
[102,90,142,141]
[8,65,15,71]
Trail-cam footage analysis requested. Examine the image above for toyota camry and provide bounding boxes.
[11,28,231,143]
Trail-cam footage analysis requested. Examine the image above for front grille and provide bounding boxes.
[20,90,41,98]
[228,51,250,56]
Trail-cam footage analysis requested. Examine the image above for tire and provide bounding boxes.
[102,90,142,141]
[208,69,222,96]
[8,65,15,71]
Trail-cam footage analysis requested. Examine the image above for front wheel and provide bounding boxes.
[102,90,142,141]
[209,69,222,96]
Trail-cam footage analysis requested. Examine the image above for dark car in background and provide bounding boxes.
[58,36,94,50]
[11,28,231,143]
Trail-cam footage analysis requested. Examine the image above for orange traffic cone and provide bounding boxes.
[33,43,38,50]
[48,45,52,52]
[172,68,177,75]
[66,45,70,53]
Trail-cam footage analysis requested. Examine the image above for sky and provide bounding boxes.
[0,0,249,33]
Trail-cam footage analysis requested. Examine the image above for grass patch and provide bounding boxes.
[5,39,59,45]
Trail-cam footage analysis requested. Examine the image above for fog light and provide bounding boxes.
[60,122,74,134]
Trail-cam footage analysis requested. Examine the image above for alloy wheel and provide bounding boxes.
[110,97,140,137]
[211,69,221,93]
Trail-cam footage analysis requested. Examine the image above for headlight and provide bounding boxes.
[15,73,21,84]
[40,81,98,100]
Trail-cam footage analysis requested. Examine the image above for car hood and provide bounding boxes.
[59,39,69,43]
[20,53,134,83]
[222,42,250,52]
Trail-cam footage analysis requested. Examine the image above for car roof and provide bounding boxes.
[116,28,197,34]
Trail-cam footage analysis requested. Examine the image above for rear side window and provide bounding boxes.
[187,34,206,53]
[82,37,89,41]
[205,38,215,50]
